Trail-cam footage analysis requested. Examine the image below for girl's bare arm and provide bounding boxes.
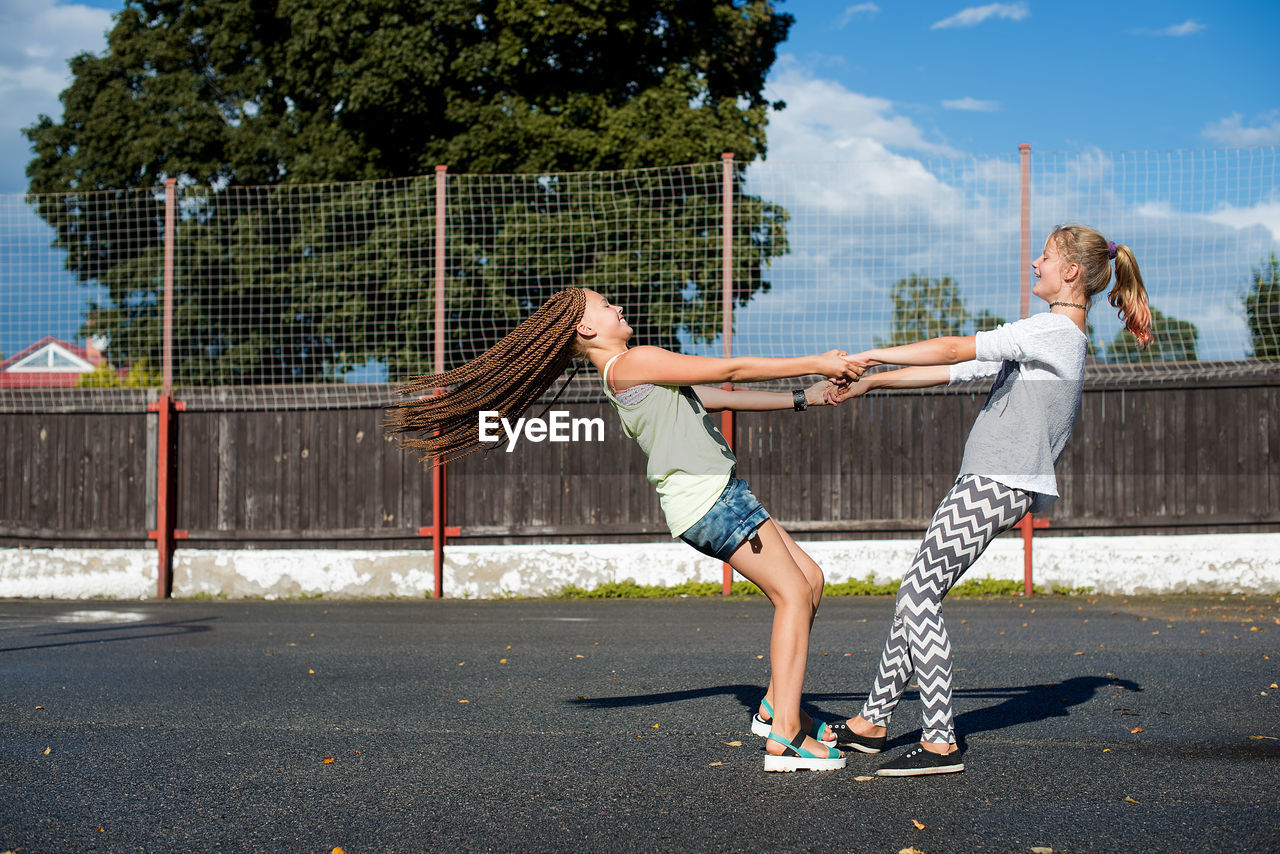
[692,380,843,412]
[611,346,861,388]
[852,336,977,368]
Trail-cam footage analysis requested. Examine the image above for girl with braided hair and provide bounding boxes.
[825,224,1151,777]
[390,287,864,772]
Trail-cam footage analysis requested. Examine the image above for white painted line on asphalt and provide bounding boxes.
[51,610,149,623]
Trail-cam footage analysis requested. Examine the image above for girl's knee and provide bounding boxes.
[809,564,825,597]
[771,575,814,614]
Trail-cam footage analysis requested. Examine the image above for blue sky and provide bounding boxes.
[2,0,1278,365]
[770,0,1279,157]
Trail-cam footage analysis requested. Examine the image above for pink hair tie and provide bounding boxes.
[1106,240,1117,260]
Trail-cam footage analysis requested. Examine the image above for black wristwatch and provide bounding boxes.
[792,389,808,411]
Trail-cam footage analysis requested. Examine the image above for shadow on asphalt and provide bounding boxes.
[570,674,1143,745]
[0,616,219,654]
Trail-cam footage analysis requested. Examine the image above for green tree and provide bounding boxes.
[971,309,1007,334]
[877,275,970,347]
[1105,306,1200,363]
[25,0,793,383]
[1244,251,1280,360]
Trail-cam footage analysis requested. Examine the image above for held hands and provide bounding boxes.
[826,379,874,404]
[816,350,869,384]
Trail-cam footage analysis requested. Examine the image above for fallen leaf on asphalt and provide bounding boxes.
[1271,683,1277,689]
[756,655,764,659]
[1102,749,1111,753]
[332,848,346,854]
[1249,735,1277,740]
[854,775,874,781]
[1073,652,1084,656]
[458,699,469,703]
[1030,847,1054,853]
[722,741,743,747]
[912,819,926,830]
[708,762,724,767]
[1124,796,1140,804]
[34,706,43,710]
[458,662,465,666]
[499,659,507,664]
[322,757,335,764]
[42,747,50,755]
[897,848,924,854]
[308,669,315,674]
[577,695,585,701]
[1130,727,1145,733]
[575,654,585,659]
[651,723,660,729]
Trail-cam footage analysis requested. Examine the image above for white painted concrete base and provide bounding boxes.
[1,534,1278,600]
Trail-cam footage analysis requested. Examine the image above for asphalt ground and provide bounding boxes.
[1,593,1276,854]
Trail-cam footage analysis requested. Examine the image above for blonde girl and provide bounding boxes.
[828,224,1151,776]
[390,287,863,772]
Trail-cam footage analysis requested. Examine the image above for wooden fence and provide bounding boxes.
[3,366,1277,559]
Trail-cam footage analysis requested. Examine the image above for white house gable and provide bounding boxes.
[7,341,96,373]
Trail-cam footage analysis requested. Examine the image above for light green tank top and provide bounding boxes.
[602,352,735,537]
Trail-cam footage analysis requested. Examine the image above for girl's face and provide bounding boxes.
[577,290,631,346]
[1031,235,1079,302]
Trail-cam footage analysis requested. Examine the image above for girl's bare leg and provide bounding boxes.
[729,519,830,757]
[758,523,829,740]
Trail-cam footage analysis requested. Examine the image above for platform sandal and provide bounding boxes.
[762,729,847,772]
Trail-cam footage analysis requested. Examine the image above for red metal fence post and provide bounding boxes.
[431,165,451,598]
[1017,142,1039,595]
[148,177,187,598]
[720,153,735,595]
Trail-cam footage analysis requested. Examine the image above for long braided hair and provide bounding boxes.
[387,288,588,465]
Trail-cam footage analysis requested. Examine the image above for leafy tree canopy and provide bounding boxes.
[877,274,1007,347]
[1105,306,1199,363]
[1244,251,1280,360]
[24,0,794,384]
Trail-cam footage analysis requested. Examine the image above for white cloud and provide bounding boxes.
[763,62,956,162]
[942,97,1000,112]
[0,1,112,193]
[1206,200,1280,242]
[1155,19,1205,36]
[1202,112,1280,147]
[931,3,1029,30]
[838,3,880,27]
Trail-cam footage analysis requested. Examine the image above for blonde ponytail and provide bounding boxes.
[1108,243,1152,349]
[1049,224,1152,349]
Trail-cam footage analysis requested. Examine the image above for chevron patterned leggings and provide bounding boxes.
[860,474,1034,743]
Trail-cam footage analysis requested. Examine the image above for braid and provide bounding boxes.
[387,288,588,465]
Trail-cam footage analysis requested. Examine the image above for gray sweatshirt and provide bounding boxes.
[948,312,1088,512]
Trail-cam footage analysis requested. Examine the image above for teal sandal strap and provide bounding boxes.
[760,697,774,718]
[766,730,816,759]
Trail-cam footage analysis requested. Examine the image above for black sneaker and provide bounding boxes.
[875,744,964,777]
[827,721,887,754]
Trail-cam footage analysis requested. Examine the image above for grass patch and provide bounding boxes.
[1052,584,1096,596]
[949,577,1043,596]
[558,579,763,599]
[824,576,900,596]
[553,575,1059,600]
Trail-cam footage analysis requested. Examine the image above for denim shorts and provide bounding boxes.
[678,476,771,562]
